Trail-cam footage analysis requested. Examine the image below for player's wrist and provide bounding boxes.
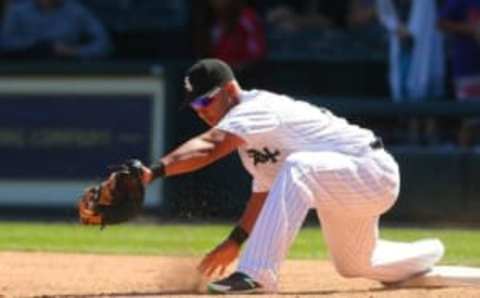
[149,161,166,181]
[227,225,249,246]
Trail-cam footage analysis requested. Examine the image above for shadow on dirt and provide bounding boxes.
[34,285,446,298]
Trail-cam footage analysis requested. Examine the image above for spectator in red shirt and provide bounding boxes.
[208,0,267,70]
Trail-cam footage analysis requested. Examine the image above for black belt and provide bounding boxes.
[369,137,384,150]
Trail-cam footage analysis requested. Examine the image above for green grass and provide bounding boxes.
[1,222,480,265]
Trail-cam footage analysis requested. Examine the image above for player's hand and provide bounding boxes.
[198,239,240,277]
[140,165,153,186]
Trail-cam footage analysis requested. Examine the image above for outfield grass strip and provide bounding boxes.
[1,222,479,265]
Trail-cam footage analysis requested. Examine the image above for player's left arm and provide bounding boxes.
[237,192,268,234]
[198,191,269,277]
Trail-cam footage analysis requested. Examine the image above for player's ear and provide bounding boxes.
[224,81,236,97]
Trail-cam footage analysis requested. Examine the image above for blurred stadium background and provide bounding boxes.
[1,0,480,225]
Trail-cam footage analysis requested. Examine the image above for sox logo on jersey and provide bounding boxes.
[247,147,280,166]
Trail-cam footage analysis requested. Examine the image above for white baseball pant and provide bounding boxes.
[237,149,444,292]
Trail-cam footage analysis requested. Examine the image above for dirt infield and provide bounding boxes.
[1,252,479,298]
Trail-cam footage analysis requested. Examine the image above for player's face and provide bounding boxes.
[191,87,230,126]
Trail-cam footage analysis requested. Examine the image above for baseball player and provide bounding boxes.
[142,59,479,294]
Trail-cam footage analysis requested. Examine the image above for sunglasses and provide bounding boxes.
[190,87,221,110]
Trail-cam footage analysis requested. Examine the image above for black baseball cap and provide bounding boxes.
[184,59,235,104]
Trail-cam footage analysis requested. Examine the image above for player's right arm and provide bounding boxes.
[142,128,245,183]
[161,128,244,176]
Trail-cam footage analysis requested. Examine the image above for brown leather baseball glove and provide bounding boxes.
[78,159,146,227]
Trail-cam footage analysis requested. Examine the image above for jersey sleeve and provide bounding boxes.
[216,102,280,141]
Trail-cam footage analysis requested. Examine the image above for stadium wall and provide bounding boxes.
[0,61,477,223]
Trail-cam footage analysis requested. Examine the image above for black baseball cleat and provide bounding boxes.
[207,272,263,294]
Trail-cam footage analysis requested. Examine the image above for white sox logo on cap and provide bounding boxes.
[184,76,193,92]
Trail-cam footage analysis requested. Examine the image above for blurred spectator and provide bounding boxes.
[347,0,385,52]
[377,0,445,145]
[348,0,378,28]
[266,0,350,32]
[207,0,267,70]
[1,0,111,59]
[439,0,480,148]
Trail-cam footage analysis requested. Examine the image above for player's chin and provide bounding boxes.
[196,111,217,126]
[201,116,218,127]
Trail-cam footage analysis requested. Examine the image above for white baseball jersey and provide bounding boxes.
[216,89,376,193]
[216,89,447,292]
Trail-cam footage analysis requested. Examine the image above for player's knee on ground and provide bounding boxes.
[332,258,374,279]
[335,266,367,279]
